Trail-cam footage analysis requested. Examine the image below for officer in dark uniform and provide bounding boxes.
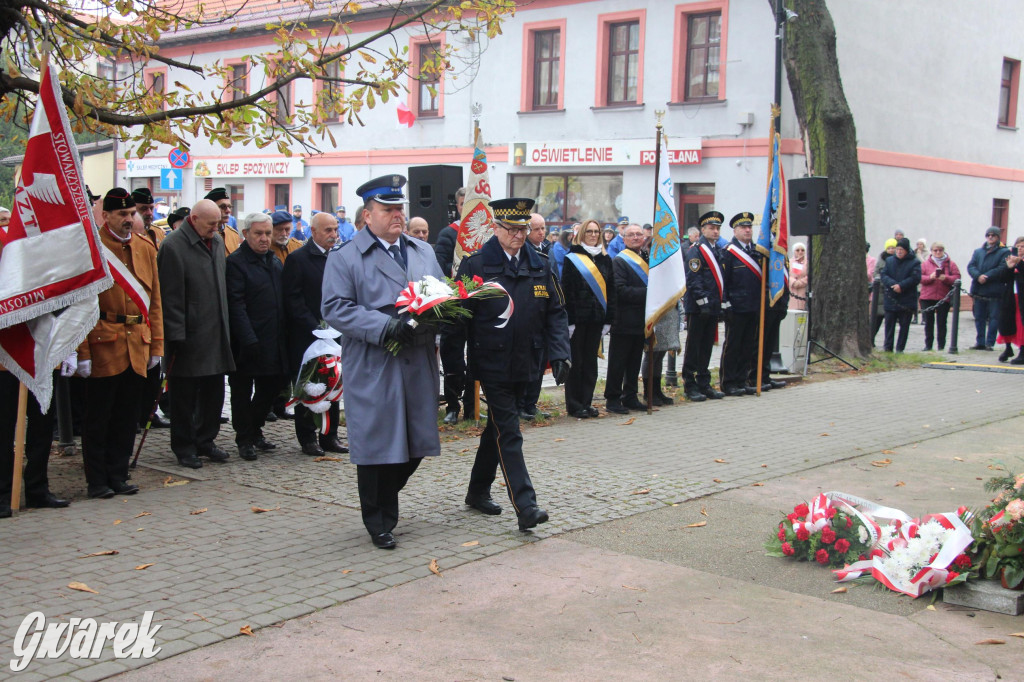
[447,198,571,531]
[720,212,762,396]
[682,211,727,402]
[750,258,790,392]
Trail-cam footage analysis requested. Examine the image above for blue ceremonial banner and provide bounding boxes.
[756,130,789,306]
[645,129,687,337]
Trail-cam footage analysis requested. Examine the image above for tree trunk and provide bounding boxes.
[783,0,871,359]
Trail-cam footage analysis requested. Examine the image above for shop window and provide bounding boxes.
[509,173,623,229]
[999,58,1020,127]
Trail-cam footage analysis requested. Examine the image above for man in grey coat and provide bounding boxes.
[157,199,236,469]
[321,175,444,549]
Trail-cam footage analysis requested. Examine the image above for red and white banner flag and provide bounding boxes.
[453,128,493,272]
[0,57,111,407]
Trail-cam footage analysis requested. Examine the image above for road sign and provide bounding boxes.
[160,168,183,191]
[168,148,190,169]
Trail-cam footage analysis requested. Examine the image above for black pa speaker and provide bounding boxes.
[408,165,464,244]
[788,176,830,236]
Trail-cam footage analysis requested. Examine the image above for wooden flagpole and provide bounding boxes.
[11,383,28,512]
[646,120,664,415]
[755,260,768,397]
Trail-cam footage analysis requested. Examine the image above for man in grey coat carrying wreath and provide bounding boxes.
[321,174,444,549]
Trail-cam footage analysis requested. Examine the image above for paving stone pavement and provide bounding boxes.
[1,357,1018,680]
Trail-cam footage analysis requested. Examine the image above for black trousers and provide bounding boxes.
[516,375,543,414]
[82,369,145,489]
[169,374,225,459]
[565,322,602,413]
[721,312,759,390]
[294,401,340,446]
[604,333,645,404]
[682,313,717,391]
[884,310,913,352]
[0,371,55,502]
[641,349,666,395]
[356,458,422,536]
[229,374,284,446]
[470,381,537,516]
[920,299,950,350]
[750,309,785,386]
[138,362,163,427]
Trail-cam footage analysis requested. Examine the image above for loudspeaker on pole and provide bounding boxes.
[408,165,464,244]
[788,176,830,236]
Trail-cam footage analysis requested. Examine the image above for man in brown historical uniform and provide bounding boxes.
[76,188,164,498]
[270,210,303,264]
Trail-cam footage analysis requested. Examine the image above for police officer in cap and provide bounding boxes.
[682,210,727,402]
[321,174,445,549]
[205,187,241,255]
[720,212,762,396]
[446,198,571,532]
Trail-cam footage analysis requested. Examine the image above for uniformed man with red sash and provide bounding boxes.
[720,212,762,396]
[681,211,726,402]
[76,188,164,499]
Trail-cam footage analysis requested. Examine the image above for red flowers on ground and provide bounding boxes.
[815,549,830,565]
[821,528,837,545]
[835,538,851,553]
[796,527,811,541]
[954,553,972,569]
[782,542,795,556]
[794,503,810,516]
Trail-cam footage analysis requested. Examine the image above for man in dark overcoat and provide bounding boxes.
[447,198,571,532]
[321,175,444,549]
[226,212,288,461]
[158,199,236,468]
[282,212,347,456]
[604,223,648,414]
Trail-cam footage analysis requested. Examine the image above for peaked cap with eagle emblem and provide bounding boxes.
[490,197,535,226]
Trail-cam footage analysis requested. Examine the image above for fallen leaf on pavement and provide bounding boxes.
[751,483,764,487]
[163,477,189,487]
[895,481,905,487]
[68,582,99,594]
[314,456,344,462]
[685,521,707,528]
[239,625,253,636]
[953,457,964,462]
[429,558,442,577]
[342,570,352,574]
[700,507,708,517]
[630,488,650,495]
[871,459,892,467]
[193,612,209,622]
[461,540,479,547]
[820,433,830,437]
[713,478,723,483]
[620,417,635,426]
[80,550,118,558]
[881,450,896,455]
[1009,632,1024,638]
[113,520,122,525]
[831,587,847,594]
[251,506,280,513]
[761,464,768,468]
[621,585,647,591]
[190,508,207,515]
[554,438,565,442]
[975,639,1005,645]
[714,458,727,464]
[926,604,936,611]
[135,564,155,570]
[134,511,151,518]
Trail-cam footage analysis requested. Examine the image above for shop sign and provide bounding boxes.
[195,157,304,178]
[513,139,701,167]
[124,158,169,177]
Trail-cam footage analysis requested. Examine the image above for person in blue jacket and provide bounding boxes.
[880,237,922,352]
[966,226,1010,350]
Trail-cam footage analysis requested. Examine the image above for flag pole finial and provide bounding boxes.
[655,109,665,130]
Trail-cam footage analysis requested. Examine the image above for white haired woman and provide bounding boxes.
[789,243,808,311]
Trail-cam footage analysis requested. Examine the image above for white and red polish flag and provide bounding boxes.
[0,57,111,407]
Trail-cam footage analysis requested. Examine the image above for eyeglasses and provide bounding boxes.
[497,223,528,235]
[932,248,944,252]
[584,229,601,235]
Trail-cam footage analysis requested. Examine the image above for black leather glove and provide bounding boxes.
[384,317,416,347]
[722,307,733,323]
[165,340,182,359]
[699,305,714,319]
[550,359,571,386]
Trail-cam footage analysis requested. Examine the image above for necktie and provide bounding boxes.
[510,255,518,274]
[389,244,406,270]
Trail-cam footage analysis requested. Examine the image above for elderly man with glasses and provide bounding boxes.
[446,198,571,532]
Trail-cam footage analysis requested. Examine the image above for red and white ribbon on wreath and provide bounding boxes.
[395,280,514,328]
[284,355,343,435]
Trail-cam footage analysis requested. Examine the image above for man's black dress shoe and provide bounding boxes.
[744,386,757,395]
[110,481,139,495]
[517,506,549,531]
[518,410,535,421]
[442,409,459,425]
[684,391,707,402]
[219,416,229,424]
[0,506,11,518]
[703,388,725,400]
[200,446,230,463]
[760,383,772,392]
[301,442,325,457]
[568,409,590,419]
[371,532,396,549]
[238,444,258,461]
[26,492,70,508]
[255,438,276,451]
[319,437,349,454]
[769,379,786,390]
[177,456,203,469]
[88,486,116,499]
[623,399,648,411]
[586,406,600,418]
[150,413,171,428]
[723,386,746,397]
[465,494,502,515]
[265,410,278,422]
[653,393,674,406]
[605,402,630,414]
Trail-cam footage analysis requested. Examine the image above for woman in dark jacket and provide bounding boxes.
[880,238,922,353]
[561,219,614,418]
[996,236,1024,363]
